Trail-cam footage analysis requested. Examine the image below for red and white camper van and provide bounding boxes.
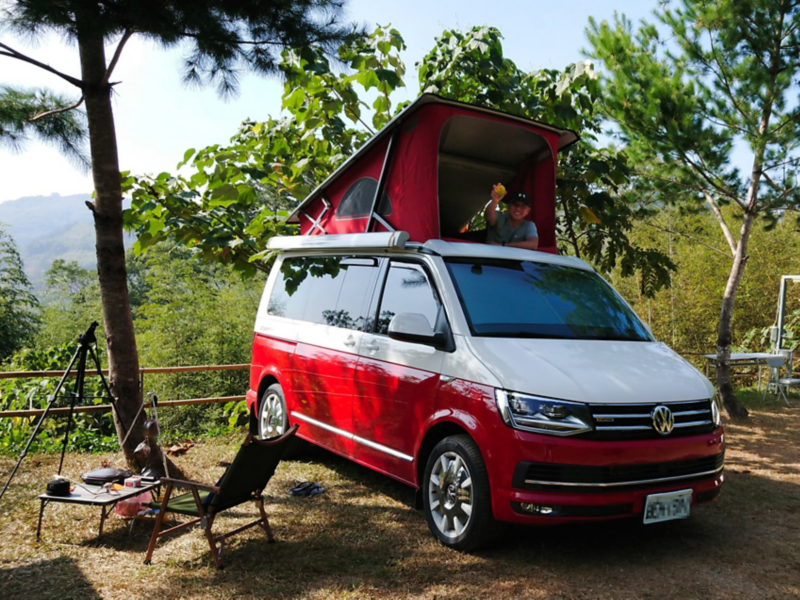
[246,95,725,550]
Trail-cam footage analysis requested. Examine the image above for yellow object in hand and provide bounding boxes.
[495,184,506,197]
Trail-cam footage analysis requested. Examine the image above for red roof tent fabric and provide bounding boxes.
[288,94,578,251]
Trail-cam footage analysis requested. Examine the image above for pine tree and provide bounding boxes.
[0,225,39,360]
[0,1,359,467]
[587,0,800,418]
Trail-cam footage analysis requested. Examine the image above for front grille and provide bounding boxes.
[513,452,724,492]
[586,399,717,441]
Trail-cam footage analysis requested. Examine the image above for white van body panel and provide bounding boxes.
[466,338,714,404]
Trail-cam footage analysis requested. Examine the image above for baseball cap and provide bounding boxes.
[505,191,530,206]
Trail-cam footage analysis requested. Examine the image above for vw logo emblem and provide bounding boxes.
[652,405,674,435]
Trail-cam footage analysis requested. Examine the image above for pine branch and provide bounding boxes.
[101,30,134,87]
[28,96,84,122]
[640,221,732,259]
[0,43,84,88]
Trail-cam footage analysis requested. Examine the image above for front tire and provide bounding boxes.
[422,434,498,551]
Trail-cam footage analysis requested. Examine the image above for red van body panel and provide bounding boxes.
[292,341,357,456]
[353,355,440,484]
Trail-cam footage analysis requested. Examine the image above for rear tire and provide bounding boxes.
[258,383,308,458]
[422,434,499,551]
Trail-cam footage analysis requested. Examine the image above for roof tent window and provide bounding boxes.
[438,115,549,237]
[336,177,392,220]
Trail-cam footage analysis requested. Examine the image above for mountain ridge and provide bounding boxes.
[0,193,131,287]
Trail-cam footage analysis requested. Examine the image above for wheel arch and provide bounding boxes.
[415,420,473,488]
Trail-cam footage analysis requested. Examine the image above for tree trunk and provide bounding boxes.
[715,221,753,419]
[75,20,180,477]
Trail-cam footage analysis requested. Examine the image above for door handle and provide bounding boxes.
[344,335,356,347]
[365,341,380,352]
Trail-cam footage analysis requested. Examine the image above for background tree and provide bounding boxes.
[0,0,360,467]
[126,25,674,296]
[587,0,800,418]
[0,224,39,360]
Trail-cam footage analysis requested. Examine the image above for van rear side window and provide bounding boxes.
[268,256,379,331]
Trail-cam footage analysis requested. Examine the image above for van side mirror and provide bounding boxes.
[388,313,448,349]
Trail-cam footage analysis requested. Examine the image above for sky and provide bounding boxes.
[0,0,658,203]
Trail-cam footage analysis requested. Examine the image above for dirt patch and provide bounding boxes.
[0,392,798,599]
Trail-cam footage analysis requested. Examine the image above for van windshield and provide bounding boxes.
[445,258,651,341]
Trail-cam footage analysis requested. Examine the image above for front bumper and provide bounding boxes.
[488,427,725,524]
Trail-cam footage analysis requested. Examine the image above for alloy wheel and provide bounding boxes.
[259,391,285,439]
[427,451,474,538]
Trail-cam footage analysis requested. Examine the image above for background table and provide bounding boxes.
[702,352,776,390]
[37,481,159,541]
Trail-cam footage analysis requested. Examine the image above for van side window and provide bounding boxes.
[268,256,378,331]
[375,263,441,335]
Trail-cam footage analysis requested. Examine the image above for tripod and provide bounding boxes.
[0,322,119,503]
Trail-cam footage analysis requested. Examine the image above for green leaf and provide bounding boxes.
[357,69,380,90]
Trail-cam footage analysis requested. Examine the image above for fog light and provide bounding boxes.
[519,503,554,515]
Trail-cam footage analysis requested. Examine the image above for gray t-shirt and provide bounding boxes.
[486,212,538,244]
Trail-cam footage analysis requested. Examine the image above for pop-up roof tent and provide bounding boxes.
[287,94,578,253]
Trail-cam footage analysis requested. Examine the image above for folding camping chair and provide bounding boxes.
[144,424,299,568]
[764,350,800,407]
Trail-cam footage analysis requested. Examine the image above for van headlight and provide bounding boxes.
[495,390,593,436]
[710,394,722,427]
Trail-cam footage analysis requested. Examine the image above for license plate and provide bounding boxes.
[643,489,692,524]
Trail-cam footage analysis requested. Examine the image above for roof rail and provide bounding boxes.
[267,231,410,252]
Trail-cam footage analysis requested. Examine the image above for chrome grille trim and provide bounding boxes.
[524,465,724,488]
[595,425,653,431]
[673,409,711,417]
[586,399,717,440]
[674,420,713,428]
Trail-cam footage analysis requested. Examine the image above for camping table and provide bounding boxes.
[37,481,160,541]
[702,352,776,391]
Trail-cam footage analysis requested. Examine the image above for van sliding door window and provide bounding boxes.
[268,256,379,331]
[375,263,441,335]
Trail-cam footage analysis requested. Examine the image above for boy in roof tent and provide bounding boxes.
[484,184,539,250]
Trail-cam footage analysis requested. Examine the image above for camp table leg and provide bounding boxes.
[99,503,112,537]
[36,499,48,542]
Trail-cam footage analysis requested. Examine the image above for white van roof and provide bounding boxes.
[421,240,594,272]
[267,233,593,272]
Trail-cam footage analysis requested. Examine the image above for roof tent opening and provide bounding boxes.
[438,115,551,238]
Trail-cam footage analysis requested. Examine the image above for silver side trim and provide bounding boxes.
[291,411,413,462]
[292,411,353,440]
[525,465,724,488]
[352,435,413,462]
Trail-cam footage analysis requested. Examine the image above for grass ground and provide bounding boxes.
[0,389,798,599]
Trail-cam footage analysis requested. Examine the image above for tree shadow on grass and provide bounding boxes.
[140,467,800,599]
[0,556,97,599]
